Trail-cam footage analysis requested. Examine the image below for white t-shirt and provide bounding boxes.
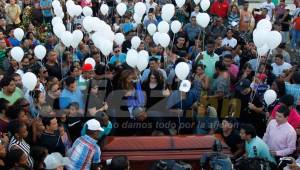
[222,37,237,48]
[271,62,292,77]
[260,2,275,18]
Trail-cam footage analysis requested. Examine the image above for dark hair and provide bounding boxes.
[277,104,290,117]
[31,146,48,170]
[6,148,26,169]
[240,124,256,138]
[146,70,164,87]
[29,90,42,102]
[215,61,227,71]
[148,8,155,13]
[67,102,80,109]
[110,155,129,170]
[42,117,56,127]
[273,78,286,98]
[65,76,76,87]
[223,54,233,60]
[275,54,283,60]
[292,71,300,84]
[11,73,21,80]
[0,98,9,114]
[0,76,14,88]
[6,104,23,120]
[8,120,26,136]
[149,57,159,63]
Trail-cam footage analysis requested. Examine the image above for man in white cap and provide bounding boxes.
[44,152,71,170]
[67,119,104,170]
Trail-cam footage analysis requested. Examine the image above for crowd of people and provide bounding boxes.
[0,0,299,169]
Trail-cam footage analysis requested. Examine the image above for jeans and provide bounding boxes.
[291,29,300,49]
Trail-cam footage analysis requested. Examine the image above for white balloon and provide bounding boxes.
[175,0,185,8]
[264,89,277,106]
[84,58,96,68]
[266,31,282,50]
[256,19,272,31]
[162,4,175,21]
[67,5,76,17]
[116,3,127,16]
[253,29,268,48]
[153,32,160,45]
[196,13,210,28]
[175,62,190,80]
[131,36,141,49]
[137,50,149,71]
[51,17,63,26]
[147,23,157,35]
[100,4,109,15]
[158,21,169,33]
[114,33,125,45]
[171,20,181,34]
[116,0,121,3]
[257,44,269,56]
[13,28,24,41]
[71,30,83,48]
[52,0,61,8]
[126,49,138,68]
[83,16,94,32]
[158,33,170,48]
[133,13,143,24]
[10,47,24,62]
[93,29,114,43]
[99,38,113,56]
[61,31,73,47]
[53,23,66,38]
[194,0,200,4]
[55,8,65,19]
[22,72,38,91]
[34,45,47,60]
[200,0,210,11]
[74,5,82,16]
[134,2,146,16]
[83,6,93,16]
[66,0,75,8]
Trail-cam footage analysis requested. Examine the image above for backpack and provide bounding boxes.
[234,157,277,170]
[200,152,233,170]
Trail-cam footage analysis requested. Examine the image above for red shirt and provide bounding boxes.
[271,104,300,129]
[293,17,300,31]
[210,0,229,18]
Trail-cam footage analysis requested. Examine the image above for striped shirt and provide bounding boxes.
[67,135,101,170]
[8,136,34,168]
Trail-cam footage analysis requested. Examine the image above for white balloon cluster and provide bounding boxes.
[66,0,82,17]
[52,0,64,19]
[253,19,282,56]
[126,49,149,71]
[264,89,277,106]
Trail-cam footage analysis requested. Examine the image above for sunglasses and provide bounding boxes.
[114,50,120,53]
[22,103,30,107]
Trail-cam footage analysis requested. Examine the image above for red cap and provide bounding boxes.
[82,63,93,72]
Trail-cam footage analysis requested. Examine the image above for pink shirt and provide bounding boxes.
[263,119,297,156]
[271,104,300,129]
[80,0,92,7]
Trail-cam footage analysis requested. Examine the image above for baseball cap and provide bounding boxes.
[236,79,251,92]
[179,80,191,92]
[82,63,93,72]
[132,107,145,117]
[86,119,104,131]
[44,152,71,170]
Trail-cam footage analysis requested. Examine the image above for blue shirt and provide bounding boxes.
[67,135,101,170]
[245,136,276,163]
[8,37,21,47]
[285,82,300,106]
[40,0,53,17]
[59,88,84,109]
[108,53,126,65]
[120,23,134,33]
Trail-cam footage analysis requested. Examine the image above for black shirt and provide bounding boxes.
[38,131,65,156]
[219,129,242,154]
[45,63,62,80]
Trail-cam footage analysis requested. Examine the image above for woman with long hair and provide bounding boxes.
[227,4,240,27]
[29,90,46,118]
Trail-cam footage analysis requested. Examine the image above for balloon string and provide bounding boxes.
[171,33,176,51]
[178,91,182,135]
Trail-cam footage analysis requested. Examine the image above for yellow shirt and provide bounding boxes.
[5,4,21,25]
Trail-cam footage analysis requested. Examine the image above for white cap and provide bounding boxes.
[86,119,104,131]
[44,152,71,170]
[179,80,191,92]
